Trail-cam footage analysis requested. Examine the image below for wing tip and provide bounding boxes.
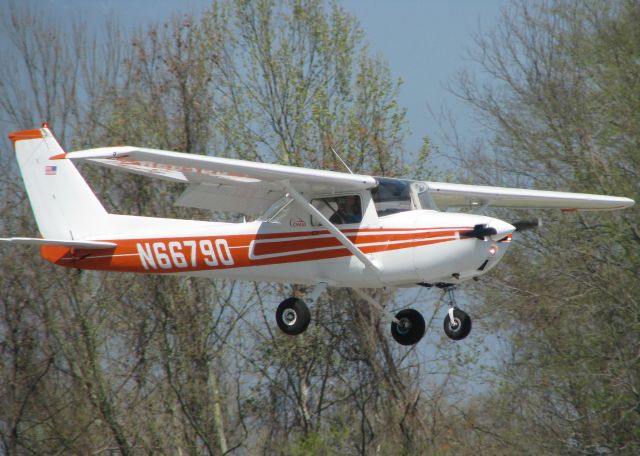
[561,196,635,212]
[622,197,636,208]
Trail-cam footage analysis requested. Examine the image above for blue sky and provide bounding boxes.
[33,0,509,158]
[342,0,508,158]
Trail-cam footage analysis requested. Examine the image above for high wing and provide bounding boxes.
[423,182,634,211]
[54,146,634,214]
[54,146,376,215]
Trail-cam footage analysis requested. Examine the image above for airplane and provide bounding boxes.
[2,125,634,345]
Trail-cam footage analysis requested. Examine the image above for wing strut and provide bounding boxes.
[282,182,381,272]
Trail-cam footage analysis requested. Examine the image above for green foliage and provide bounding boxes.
[453,0,640,453]
[283,426,350,456]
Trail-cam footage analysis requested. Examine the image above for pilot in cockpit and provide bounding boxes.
[330,195,362,224]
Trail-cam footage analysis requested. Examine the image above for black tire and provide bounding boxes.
[276,298,311,335]
[390,308,426,346]
[443,308,472,340]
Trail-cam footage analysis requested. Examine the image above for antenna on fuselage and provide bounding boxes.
[330,146,354,175]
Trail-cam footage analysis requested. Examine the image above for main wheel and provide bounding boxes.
[391,308,426,346]
[276,298,311,335]
[443,308,472,340]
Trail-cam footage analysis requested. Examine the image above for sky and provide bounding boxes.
[341,0,509,159]
[25,0,510,158]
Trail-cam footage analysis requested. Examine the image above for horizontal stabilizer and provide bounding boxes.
[0,237,116,249]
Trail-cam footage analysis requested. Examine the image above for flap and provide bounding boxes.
[175,183,283,215]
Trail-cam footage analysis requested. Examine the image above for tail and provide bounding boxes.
[9,125,108,240]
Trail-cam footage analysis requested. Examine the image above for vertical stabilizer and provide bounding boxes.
[9,126,108,240]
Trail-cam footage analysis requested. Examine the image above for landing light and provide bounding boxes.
[488,245,497,256]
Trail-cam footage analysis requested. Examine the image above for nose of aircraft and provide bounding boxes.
[487,218,516,240]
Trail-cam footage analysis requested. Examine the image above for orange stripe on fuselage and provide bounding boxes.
[39,227,472,274]
[251,230,460,257]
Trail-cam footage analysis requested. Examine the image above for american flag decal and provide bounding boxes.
[45,165,57,175]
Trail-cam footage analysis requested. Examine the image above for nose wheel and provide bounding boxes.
[442,287,472,340]
[443,307,472,340]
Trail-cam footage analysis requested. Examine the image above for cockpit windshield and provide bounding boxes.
[371,177,436,216]
[413,181,438,210]
[371,177,414,216]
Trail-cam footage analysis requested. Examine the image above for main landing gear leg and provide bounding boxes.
[275,282,327,336]
[442,286,472,341]
[306,282,327,307]
[353,288,425,346]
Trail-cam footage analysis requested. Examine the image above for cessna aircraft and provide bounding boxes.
[2,126,634,345]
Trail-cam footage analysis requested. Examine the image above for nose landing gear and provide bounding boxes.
[444,307,472,340]
[442,287,471,340]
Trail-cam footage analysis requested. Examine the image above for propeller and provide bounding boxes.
[512,218,542,232]
[461,224,498,240]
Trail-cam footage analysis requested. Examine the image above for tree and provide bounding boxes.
[449,0,640,453]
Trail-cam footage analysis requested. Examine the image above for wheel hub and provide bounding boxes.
[282,308,297,326]
[397,318,412,335]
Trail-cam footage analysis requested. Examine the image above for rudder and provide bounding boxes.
[9,125,108,240]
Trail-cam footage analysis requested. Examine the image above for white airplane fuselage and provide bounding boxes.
[40,209,512,288]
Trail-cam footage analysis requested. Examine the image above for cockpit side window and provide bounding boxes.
[371,177,413,216]
[311,195,363,226]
